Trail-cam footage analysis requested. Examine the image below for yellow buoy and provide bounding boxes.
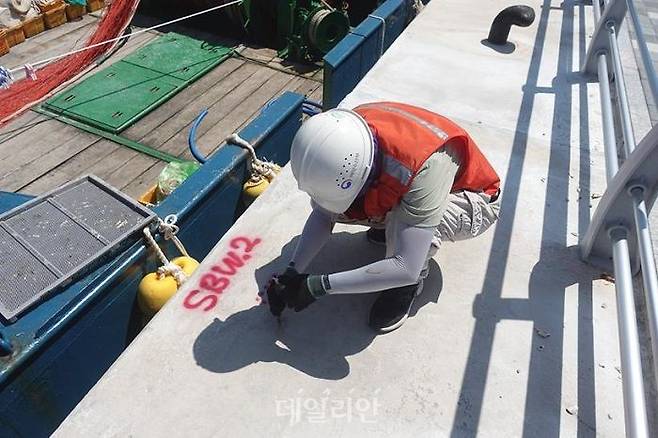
[138,256,200,317]
[242,164,281,206]
[243,177,270,206]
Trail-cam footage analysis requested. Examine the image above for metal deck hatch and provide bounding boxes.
[43,33,233,133]
[0,176,156,321]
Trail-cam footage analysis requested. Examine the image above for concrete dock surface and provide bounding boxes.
[54,0,655,436]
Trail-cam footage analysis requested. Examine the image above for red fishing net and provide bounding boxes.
[0,0,140,126]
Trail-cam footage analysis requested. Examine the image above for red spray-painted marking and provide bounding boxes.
[183,236,262,312]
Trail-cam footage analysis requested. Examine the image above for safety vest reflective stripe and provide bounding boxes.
[357,103,450,141]
[383,154,412,186]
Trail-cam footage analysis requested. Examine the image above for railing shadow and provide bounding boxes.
[450,1,600,436]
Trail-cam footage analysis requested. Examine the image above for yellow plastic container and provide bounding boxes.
[43,2,67,29]
[86,0,105,12]
[65,4,87,21]
[5,26,26,47]
[138,185,158,206]
[23,15,46,38]
[0,30,10,56]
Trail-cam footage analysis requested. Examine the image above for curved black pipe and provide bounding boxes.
[487,5,536,45]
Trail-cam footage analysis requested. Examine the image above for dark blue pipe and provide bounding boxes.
[190,101,319,164]
[188,109,210,164]
[303,98,323,109]
[302,106,320,116]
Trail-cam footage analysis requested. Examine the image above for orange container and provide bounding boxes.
[66,4,87,21]
[39,0,63,13]
[0,31,10,56]
[86,0,105,12]
[23,15,46,38]
[5,26,26,47]
[44,4,67,29]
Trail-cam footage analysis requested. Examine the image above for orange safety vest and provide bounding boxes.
[345,102,500,220]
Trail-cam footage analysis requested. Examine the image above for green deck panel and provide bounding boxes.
[122,33,234,82]
[44,33,233,134]
[44,62,183,133]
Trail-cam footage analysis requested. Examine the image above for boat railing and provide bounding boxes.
[580,0,658,436]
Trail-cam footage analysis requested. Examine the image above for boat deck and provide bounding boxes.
[0,12,322,200]
[53,1,656,436]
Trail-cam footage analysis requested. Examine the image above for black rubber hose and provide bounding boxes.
[487,5,536,45]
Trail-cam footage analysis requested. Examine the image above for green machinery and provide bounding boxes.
[230,0,351,62]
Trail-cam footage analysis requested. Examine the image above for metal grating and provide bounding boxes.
[0,176,156,320]
[53,181,147,243]
[0,228,57,315]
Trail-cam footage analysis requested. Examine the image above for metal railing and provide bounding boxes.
[581,1,658,436]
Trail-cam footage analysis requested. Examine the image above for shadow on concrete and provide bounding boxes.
[451,1,601,437]
[480,39,516,54]
[194,231,443,380]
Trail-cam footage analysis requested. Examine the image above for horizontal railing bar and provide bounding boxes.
[627,0,658,107]
[608,22,637,157]
[609,226,651,438]
[597,53,621,181]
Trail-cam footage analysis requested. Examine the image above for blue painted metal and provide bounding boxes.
[0,191,33,214]
[323,0,416,109]
[0,92,304,437]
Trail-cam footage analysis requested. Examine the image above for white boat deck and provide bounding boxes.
[54,1,655,436]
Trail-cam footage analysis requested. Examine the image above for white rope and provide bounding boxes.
[158,214,189,258]
[226,133,280,182]
[158,263,187,286]
[143,219,189,286]
[319,0,335,11]
[143,227,169,266]
[368,14,387,57]
[6,0,244,76]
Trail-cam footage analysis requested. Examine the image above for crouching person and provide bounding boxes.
[267,102,501,333]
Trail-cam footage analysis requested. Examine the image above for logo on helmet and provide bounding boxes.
[340,180,353,190]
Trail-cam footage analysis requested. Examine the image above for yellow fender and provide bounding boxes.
[243,177,270,206]
[243,164,281,206]
[138,256,200,317]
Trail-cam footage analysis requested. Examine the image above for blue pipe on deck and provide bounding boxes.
[188,109,210,164]
[191,104,318,164]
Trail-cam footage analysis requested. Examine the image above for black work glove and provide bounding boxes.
[277,268,316,313]
[266,277,286,317]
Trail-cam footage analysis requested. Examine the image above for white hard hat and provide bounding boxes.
[291,109,375,214]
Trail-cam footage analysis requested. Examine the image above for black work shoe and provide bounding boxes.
[368,282,424,333]
[366,228,386,246]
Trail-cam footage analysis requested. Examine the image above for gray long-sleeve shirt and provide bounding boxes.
[291,146,461,294]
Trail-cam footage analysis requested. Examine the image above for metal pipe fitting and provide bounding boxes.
[487,5,536,45]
